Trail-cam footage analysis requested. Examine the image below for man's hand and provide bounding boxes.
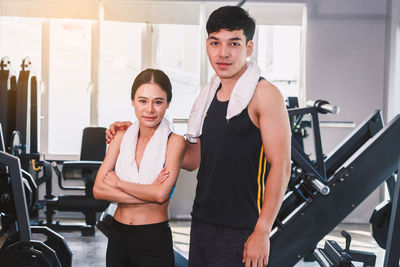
[242,227,270,267]
[104,171,120,187]
[153,167,170,184]
[105,121,132,144]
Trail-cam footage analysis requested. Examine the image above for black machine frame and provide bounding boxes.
[289,105,328,181]
[0,151,73,267]
[383,160,400,267]
[0,151,31,242]
[269,103,400,266]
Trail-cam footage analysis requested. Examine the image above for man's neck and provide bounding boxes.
[218,63,248,98]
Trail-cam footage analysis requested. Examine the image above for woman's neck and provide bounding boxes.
[138,124,157,140]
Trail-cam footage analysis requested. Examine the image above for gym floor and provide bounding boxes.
[52,220,385,267]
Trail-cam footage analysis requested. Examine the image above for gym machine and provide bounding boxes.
[46,127,109,236]
[0,57,47,214]
[267,101,400,266]
[314,231,377,267]
[0,57,41,169]
[314,167,400,267]
[0,57,109,236]
[0,57,17,151]
[0,150,72,267]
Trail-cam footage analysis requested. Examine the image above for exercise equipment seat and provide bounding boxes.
[46,127,109,236]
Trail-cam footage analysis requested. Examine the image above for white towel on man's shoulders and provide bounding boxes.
[185,61,261,142]
[115,118,171,184]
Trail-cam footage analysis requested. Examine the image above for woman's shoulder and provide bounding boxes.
[168,132,185,142]
[167,133,185,148]
[115,129,127,140]
[109,130,127,146]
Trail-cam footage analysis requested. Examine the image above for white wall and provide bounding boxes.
[169,169,197,219]
[305,0,387,223]
[384,0,400,122]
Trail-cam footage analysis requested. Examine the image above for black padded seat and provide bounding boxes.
[80,127,108,161]
[46,127,109,235]
[62,161,102,181]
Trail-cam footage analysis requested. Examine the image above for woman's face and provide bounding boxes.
[132,83,169,129]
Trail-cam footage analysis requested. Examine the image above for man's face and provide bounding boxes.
[206,29,253,80]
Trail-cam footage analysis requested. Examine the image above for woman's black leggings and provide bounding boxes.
[106,218,175,267]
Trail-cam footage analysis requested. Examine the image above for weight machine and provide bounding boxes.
[0,57,109,236]
[0,150,72,267]
[268,101,400,267]
[46,127,109,236]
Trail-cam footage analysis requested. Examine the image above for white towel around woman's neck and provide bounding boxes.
[185,61,261,142]
[115,118,171,184]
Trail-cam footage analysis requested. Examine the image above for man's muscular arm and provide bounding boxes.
[243,81,291,267]
[181,139,201,171]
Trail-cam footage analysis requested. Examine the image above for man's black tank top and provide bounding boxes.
[191,79,269,229]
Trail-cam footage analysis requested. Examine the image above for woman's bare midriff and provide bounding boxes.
[113,200,170,225]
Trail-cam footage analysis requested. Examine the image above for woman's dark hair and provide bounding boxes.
[131,68,172,103]
[206,6,255,43]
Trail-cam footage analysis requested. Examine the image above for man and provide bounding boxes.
[107,6,290,267]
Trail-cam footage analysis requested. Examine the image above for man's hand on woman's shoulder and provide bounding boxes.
[105,121,132,144]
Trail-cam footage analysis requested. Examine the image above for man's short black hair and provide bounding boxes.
[206,6,256,42]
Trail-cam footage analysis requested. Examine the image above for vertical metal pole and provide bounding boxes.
[141,23,156,70]
[298,6,307,107]
[383,158,400,267]
[40,20,50,155]
[90,3,102,127]
[90,21,100,127]
[0,60,10,147]
[383,0,400,124]
[30,76,38,153]
[250,26,259,62]
[0,123,5,152]
[15,64,29,148]
[199,3,208,91]
[386,174,396,200]
[311,111,326,180]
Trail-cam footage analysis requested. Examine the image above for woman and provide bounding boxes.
[93,68,185,267]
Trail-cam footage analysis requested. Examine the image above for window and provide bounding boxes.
[98,21,144,128]
[258,25,302,97]
[0,17,42,150]
[0,17,42,78]
[48,19,92,155]
[155,24,201,134]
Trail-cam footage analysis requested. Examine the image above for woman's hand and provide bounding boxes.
[153,167,170,184]
[105,168,169,188]
[104,171,120,187]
